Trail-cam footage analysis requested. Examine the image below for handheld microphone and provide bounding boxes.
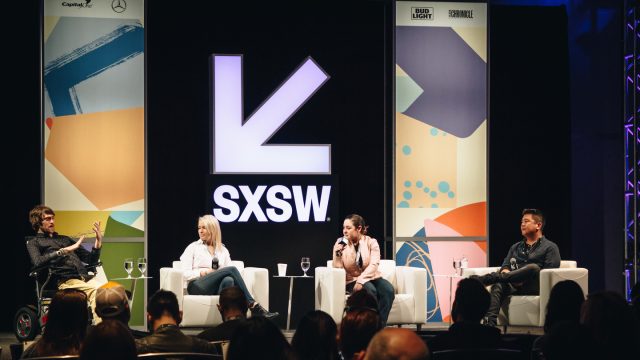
[336,237,348,257]
[211,256,219,270]
[510,258,518,271]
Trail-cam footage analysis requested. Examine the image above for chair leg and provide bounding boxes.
[417,323,422,331]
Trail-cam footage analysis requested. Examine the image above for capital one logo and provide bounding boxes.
[211,54,331,174]
[210,55,332,222]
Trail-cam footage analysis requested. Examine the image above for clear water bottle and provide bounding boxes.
[460,255,468,273]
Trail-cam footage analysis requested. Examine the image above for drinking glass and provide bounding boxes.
[301,257,311,276]
[124,258,134,279]
[137,257,147,277]
[452,257,461,276]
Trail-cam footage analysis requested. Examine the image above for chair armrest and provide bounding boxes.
[160,267,186,308]
[396,266,427,323]
[462,267,500,277]
[539,267,589,324]
[242,267,268,309]
[315,266,346,324]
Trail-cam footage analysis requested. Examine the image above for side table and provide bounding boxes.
[273,275,314,330]
[433,273,462,324]
[111,276,153,308]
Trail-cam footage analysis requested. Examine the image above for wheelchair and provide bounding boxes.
[14,261,101,341]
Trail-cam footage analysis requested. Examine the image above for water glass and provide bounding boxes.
[124,258,134,278]
[301,257,311,276]
[137,257,147,277]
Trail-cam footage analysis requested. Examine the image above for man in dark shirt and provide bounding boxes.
[26,204,105,323]
[136,289,218,355]
[197,286,248,342]
[473,208,561,327]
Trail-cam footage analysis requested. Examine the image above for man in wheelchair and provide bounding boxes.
[26,204,105,324]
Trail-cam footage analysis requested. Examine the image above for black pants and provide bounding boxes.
[475,264,541,326]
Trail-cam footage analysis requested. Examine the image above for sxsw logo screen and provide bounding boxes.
[209,55,334,223]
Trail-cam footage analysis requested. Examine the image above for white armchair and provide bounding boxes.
[159,260,269,327]
[462,260,588,327]
[315,259,427,329]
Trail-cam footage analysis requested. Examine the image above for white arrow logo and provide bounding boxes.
[211,55,331,174]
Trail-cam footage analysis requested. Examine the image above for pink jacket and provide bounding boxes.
[332,235,382,285]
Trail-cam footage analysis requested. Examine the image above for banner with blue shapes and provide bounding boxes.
[396,241,442,322]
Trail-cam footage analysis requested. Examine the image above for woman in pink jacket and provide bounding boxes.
[332,214,395,325]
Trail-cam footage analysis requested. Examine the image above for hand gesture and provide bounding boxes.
[93,221,103,249]
[62,235,85,254]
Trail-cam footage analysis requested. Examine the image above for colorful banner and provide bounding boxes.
[394,1,487,323]
[42,0,145,325]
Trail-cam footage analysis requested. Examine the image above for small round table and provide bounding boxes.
[273,275,314,330]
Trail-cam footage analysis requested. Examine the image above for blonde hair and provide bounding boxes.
[199,214,222,251]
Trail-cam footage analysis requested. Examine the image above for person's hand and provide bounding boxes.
[62,236,85,254]
[200,268,213,277]
[354,282,363,292]
[500,268,511,274]
[92,221,102,249]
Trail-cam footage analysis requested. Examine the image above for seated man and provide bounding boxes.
[26,204,104,323]
[472,208,560,326]
[429,278,501,351]
[197,285,248,342]
[95,282,149,339]
[135,289,218,354]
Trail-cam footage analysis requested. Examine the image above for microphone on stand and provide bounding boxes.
[336,236,348,257]
[510,258,518,271]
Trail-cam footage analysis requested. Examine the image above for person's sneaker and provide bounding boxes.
[250,303,279,319]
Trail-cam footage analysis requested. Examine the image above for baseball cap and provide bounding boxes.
[95,282,130,318]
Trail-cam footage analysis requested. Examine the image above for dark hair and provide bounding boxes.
[544,321,600,360]
[35,288,88,356]
[451,278,490,323]
[147,289,181,323]
[346,289,378,309]
[522,208,544,229]
[581,291,639,358]
[227,316,294,360]
[344,214,369,235]
[544,280,584,332]
[292,310,340,360]
[29,204,55,232]
[80,319,137,360]
[219,286,248,315]
[339,306,382,359]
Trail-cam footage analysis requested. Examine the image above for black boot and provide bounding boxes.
[250,303,279,319]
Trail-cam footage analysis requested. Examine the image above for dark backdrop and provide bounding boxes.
[3,1,623,331]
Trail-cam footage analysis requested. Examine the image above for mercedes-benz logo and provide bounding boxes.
[112,0,126,13]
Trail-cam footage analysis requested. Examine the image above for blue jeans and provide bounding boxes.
[187,266,255,304]
[346,278,395,326]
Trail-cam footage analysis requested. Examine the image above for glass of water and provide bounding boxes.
[137,257,147,277]
[124,258,134,279]
[301,257,311,277]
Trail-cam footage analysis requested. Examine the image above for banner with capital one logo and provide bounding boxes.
[42,0,145,324]
[395,1,487,323]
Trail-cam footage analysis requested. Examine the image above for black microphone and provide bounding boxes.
[510,258,518,271]
[336,237,348,257]
[211,256,219,270]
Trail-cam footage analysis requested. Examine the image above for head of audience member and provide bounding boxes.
[35,288,89,356]
[292,310,340,360]
[346,289,379,309]
[227,316,295,360]
[543,280,584,333]
[581,291,639,358]
[217,285,248,321]
[80,319,137,360]
[147,289,182,331]
[450,278,489,324]
[29,204,56,234]
[339,304,382,360]
[542,321,600,360]
[363,328,430,360]
[95,282,131,325]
